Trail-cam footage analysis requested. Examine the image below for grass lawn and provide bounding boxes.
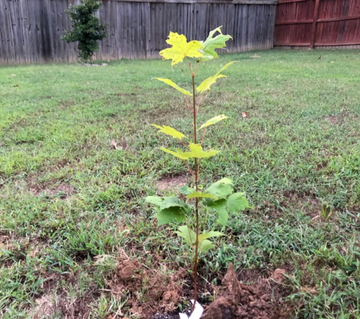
[1,49,360,319]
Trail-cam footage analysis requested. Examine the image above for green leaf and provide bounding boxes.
[197,74,226,93]
[159,196,191,213]
[156,208,186,226]
[226,193,250,213]
[206,178,234,198]
[155,78,192,96]
[160,147,189,160]
[198,231,224,242]
[205,198,229,225]
[198,115,229,131]
[151,124,186,140]
[201,26,232,60]
[176,225,196,245]
[161,143,220,160]
[186,191,218,200]
[199,239,215,253]
[180,186,194,195]
[216,178,233,185]
[146,196,163,206]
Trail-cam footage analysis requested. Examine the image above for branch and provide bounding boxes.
[182,159,195,178]
[200,127,207,145]
[185,96,195,114]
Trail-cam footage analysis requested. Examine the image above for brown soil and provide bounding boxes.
[105,254,187,318]
[282,190,321,221]
[326,116,339,125]
[24,254,293,319]
[156,175,188,192]
[29,181,75,198]
[202,264,289,319]
[30,294,55,319]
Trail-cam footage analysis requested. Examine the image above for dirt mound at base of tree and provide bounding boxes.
[202,264,288,319]
[106,255,187,318]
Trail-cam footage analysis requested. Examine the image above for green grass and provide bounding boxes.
[1,49,360,318]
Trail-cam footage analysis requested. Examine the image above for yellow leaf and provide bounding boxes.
[196,61,237,93]
[186,191,218,200]
[159,32,203,66]
[151,124,186,140]
[198,115,229,131]
[160,147,189,160]
[197,74,226,93]
[155,78,192,96]
[160,143,220,160]
[187,143,220,158]
[215,61,237,76]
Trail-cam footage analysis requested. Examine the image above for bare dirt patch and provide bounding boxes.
[29,181,75,198]
[30,294,55,319]
[326,116,339,125]
[202,264,290,319]
[105,254,187,318]
[156,175,188,192]
[283,190,321,221]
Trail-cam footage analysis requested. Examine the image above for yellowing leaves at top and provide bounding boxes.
[160,32,203,65]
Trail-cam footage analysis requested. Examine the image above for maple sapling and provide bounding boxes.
[146,27,250,310]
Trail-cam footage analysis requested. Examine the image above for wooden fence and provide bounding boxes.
[0,0,278,64]
[274,0,360,48]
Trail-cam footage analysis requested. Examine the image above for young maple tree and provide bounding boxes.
[146,27,250,307]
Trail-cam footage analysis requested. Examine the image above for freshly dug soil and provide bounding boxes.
[203,263,281,319]
[151,263,289,319]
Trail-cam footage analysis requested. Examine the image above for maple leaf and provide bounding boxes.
[161,143,220,160]
[159,32,203,66]
[201,26,232,60]
[151,124,186,140]
[198,115,229,131]
[197,61,237,93]
[196,74,226,93]
[155,78,192,96]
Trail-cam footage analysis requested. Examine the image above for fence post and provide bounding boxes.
[310,0,321,48]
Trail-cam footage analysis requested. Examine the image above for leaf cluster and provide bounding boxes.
[146,178,250,255]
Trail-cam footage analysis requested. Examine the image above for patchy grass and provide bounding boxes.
[0,49,360,318]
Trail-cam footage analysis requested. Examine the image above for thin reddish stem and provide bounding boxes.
[196,92,205,114]
[192,73,200,312]
[179,139,190,150]
[182,160,195,178]
[185,96,195,114]
[200,127,207,145]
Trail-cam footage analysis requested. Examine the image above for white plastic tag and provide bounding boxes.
[179,300,203,319]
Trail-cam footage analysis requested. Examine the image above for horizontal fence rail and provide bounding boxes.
[0,0,277,64]
[274,0,360,48]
